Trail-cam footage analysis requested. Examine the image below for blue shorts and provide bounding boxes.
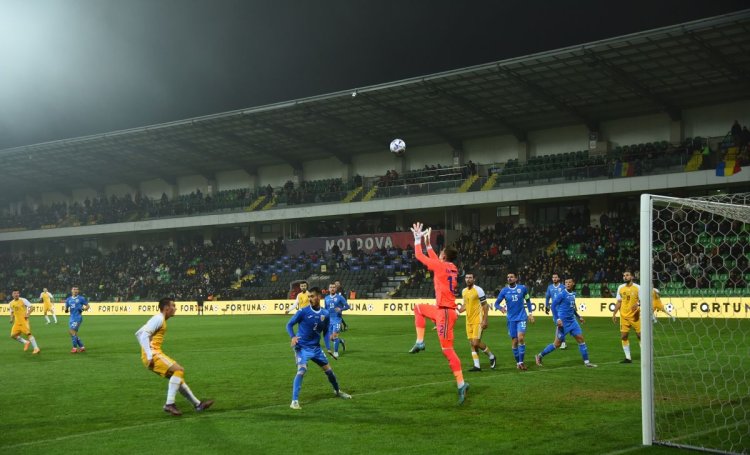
[558,319,582,339]
[506,319,527,339]
[69,319,83,331]
[329,321,342,335]
[294,346,328,367]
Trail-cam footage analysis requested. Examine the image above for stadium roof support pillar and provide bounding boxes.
[670,119,684,145]
[341,162,353,183]
[518,140,530,164]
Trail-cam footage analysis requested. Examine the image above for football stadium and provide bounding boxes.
[2,3,749,454]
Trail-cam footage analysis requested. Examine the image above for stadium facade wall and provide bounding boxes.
[601,113,670,147]
[528,124,590,157]
[683,100,750,138]
[463,134,519,165]
[216,169,255,191]
[7,298,748,318]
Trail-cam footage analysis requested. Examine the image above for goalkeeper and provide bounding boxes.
[407,222,469,405]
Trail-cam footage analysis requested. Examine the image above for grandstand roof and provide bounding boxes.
[2,9,749,199]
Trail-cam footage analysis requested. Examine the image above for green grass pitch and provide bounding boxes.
[1,315,744,454]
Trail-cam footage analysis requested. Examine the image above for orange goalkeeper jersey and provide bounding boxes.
[415,245,458,309]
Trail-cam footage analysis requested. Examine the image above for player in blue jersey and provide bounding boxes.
[535,277,597,368]
[324,283,350,359]
[494,272,535,370]
[65,286,89,353]
[286,286,352,410]
[544,273,567,350]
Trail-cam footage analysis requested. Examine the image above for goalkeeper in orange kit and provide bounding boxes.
[407,222,469,405]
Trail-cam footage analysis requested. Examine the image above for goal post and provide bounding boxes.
[641,193,750,454]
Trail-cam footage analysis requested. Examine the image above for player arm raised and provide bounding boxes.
[423,227,439,260]
[412,223,441,270]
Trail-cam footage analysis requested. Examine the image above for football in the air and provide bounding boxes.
[390,138,406,156]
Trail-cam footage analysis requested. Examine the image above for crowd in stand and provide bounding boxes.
[0,231,284,302]
[4,202,748,303]
[729,120,750,166]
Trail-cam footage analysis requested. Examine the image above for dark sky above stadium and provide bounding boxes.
[0,0,747,150]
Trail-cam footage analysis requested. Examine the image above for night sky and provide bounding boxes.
[0,0,746,150]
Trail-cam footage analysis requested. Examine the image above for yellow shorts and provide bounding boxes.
[11,321,31,336]
[141,351,177,378]
[43,303,53,312]
[620,317,641,334]
[466,323,483,340]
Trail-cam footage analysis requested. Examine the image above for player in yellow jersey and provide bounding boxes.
[8,289,40,354]
[285,281,310,314]
[612,270,640,364]
[39,288,57,324]
[651,288,676,322]
[135,297,214,416]
[458,273,496,371]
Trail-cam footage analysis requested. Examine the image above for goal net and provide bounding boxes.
[641,193,750,454]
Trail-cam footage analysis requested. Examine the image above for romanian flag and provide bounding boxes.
[614,161,636,177]
[716,160,741,176]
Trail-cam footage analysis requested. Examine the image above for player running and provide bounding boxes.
[65,286,89,353]
[136,297,214,416]
[40,287,57,324]
[613,270,640,364]
[494,272,535,370]
[544,274,566,349]
[8,289,41,354]
[407,223,469,405]
[458,272,496,371]
[535,278,597,368]
[286,287,352,410]
[324,282,350,359]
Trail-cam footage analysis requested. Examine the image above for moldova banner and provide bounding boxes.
[285,231,445,255]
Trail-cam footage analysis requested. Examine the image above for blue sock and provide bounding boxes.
[512,347,519,363]
[71,336,77,348]
[578,343,589,362]
[325,369,339,393]
[541,343,556,357]
[76,336,84,347]
[292,367,306,401]
[518,344,526,363]
[334,338,340,353]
